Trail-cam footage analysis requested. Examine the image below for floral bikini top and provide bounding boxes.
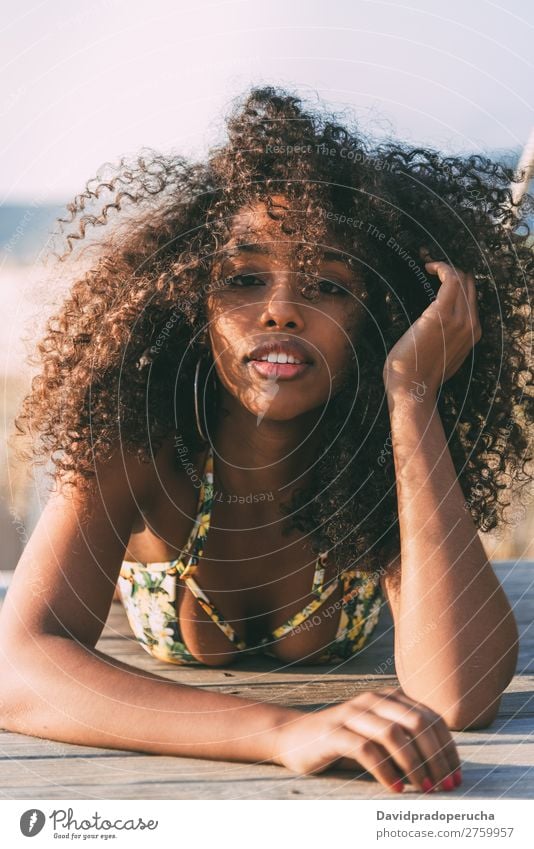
[118,443,383,666]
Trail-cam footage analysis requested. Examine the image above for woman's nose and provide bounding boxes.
[259,277,305,330]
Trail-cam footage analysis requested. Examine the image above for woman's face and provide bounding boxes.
[205,199,366,422]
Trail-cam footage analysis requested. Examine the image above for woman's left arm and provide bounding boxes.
[380,252,519,731]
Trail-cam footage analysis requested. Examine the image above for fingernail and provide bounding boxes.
[453,769,462,787]
[441,775,455,791]
[392,780,404,793]
[422,777,434,792]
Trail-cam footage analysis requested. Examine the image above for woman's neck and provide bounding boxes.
[209,386,323,501]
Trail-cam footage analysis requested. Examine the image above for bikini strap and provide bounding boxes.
[172,443,214,580]
[311,551,329,597]
[269,572,339,641]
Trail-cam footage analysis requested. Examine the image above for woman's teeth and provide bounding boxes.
[257,352,303,364]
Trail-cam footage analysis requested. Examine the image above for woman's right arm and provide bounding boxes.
[0,445,461,791]
[0,444,297,764]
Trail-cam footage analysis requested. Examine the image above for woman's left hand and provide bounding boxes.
[383,248,482,397]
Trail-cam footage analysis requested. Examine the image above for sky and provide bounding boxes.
[1,0,533,203]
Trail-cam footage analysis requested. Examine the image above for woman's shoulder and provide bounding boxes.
[52,432,202,516]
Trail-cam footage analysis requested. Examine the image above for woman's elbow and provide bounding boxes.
[446,635,519,730]
[442,695,502,731]
[405,665,515,731]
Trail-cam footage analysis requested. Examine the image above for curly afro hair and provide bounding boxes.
[14,86,534,572]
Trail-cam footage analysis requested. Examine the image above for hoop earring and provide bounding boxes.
[357,386,371,428]
[193,354,216,443]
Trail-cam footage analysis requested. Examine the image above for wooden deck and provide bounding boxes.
[1,561,533,800]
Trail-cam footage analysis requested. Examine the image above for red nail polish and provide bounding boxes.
[392,780,404,793]
[442,776,455,791]
[422,777,434,792]
[453,769,462,786]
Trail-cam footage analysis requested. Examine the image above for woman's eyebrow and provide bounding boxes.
[321,249,351,266]
[222,243,273,258]
[223,245,350,263]
[220,244,353,276]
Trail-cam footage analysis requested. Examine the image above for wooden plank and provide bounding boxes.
[1,682,533,800]
[2,740,533,800]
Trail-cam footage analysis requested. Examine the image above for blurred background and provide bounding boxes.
[1,0,533,576]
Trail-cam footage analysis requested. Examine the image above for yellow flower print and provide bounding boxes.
[196,511,211,541]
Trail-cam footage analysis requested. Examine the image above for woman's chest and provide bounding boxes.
[123,482,345,664]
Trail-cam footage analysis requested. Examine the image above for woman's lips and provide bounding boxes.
[247,360,311,380]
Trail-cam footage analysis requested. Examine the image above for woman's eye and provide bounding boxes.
[222,274,345,294]
[318,279,346,295]
[225,274,265,287]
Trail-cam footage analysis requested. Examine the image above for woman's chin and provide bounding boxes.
[245,396,325,423]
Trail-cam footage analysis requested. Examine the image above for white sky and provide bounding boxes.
[1,0,533,203]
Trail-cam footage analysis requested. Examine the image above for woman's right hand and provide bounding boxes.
[272,687,461,793]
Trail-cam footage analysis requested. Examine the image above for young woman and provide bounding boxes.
[1,87,531,794]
